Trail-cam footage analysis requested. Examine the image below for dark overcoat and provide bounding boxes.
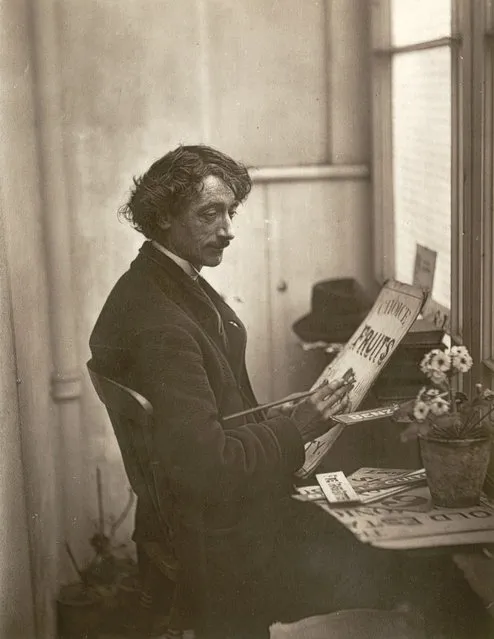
[89,241,307,608]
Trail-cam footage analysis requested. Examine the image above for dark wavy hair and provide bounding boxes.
[119,145,252,239]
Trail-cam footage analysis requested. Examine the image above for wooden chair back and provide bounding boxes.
[86,361,169,540]
[88,365,153,426]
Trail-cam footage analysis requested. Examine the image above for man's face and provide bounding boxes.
[161,175,238,269]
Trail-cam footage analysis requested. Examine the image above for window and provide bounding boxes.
[392,47,452,308]
[372,0,454,310]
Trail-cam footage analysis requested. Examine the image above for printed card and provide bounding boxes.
[332,403,400,425]
[316,471,360,505]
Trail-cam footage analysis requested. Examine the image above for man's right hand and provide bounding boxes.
[290,379,351,444]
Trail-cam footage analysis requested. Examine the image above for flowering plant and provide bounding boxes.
[396,345,494,441]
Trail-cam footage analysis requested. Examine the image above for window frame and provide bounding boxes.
[482,2,494,385]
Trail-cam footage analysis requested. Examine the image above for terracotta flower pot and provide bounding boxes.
[419,435,491,508]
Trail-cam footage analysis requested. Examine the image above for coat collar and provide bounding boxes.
[135,241,245,352]
[151,240,201,280]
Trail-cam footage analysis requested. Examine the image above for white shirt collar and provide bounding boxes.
[152,241,200,280]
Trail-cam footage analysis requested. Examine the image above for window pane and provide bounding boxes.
[392,48,451,308]
[391,0,451,47]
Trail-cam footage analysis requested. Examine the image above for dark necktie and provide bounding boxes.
[196,279,230,353]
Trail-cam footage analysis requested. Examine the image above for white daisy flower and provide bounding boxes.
[430,397,450,416]
[457,356,473,373]
[430,350,451,373]
[450,345,473,373]
[413,400,430,422]
[450,345,469,358]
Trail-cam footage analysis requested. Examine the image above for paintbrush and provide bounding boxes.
[222,388,320,423]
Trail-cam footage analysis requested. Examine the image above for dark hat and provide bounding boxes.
[292,278,373,343]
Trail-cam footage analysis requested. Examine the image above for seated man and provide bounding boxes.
[89,145,485,639]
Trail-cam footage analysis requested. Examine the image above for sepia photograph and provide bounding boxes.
[0,1,493,638]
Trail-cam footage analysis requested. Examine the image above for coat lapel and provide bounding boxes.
[136,242,244,361]
[198,276,249,379]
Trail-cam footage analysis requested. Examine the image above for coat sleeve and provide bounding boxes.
[132,325,305,504]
